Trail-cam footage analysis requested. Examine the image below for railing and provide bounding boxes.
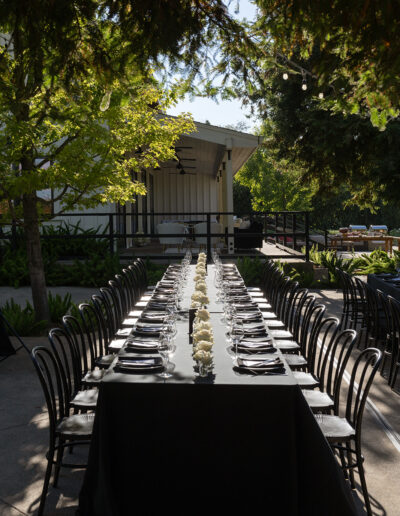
[0,210,311,262]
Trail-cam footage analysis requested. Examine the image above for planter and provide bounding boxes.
[313,266,329,282]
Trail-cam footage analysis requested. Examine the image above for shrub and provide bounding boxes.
[0,299,47,336]
[356,249,399,274]
[144,259,168,285]
[308,245,362,285]
[41,221,109,258]
[236,257,265,286]
[48,292,74,323]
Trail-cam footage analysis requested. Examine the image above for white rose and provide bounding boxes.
[193,329,213,343]
[194,340,213,352]
[197,308,210,321]
[195,281,207,293]
[191,291,209,305]
[193,320,212,332]
[193,349,213,365]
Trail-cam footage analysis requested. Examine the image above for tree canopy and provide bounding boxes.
[236,142,315,212]
[244,60,400,208]
[251,1,400,129]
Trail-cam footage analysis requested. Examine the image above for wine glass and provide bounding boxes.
[158,332,173,378]
[232,319,244,361]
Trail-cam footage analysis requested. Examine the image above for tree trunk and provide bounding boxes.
[22,193,50,322]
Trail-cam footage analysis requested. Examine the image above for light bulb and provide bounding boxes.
[283,72,289,80]
[318,92,324,99]
[302,82,307,91]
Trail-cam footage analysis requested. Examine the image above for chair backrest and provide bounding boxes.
[388,296,400,388]
[31,346,70,445]
[345,348,382,442]
[109,278,126,322]
[48,326,81,402]
[364,283,385,340]
[280,280,299,325]
[286,287,308,334]
[99,287,120,336]
[314,322,357,412]
[122,269,138,307]
[157,222,185,245]
[62,314,94,374]
[312,317,340,390]
[293,294,316,344]
[194,222,222,245]
[79,301,108,358]
[298,302,326,367]
[337,268,361,329]
[127,263,144,298]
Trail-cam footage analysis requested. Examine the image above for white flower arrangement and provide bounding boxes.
[194,340,213,352]
[193,349,213,365]
[191,291,209,306]
[192,328,213,343]
[193,320,212,332]
[195,281,207,293]
[197,308,210,321]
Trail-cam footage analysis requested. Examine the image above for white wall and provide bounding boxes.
[52,199,115,233]
[153,171,218,223]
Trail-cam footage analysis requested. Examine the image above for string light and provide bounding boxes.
[282,72,289,80]
[301,70,307,90]
[318,92,324,99]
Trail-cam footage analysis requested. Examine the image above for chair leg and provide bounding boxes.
[38,449,54,516]
[346,443,356,488]
[357,449,372,516]
[53,439,65,487]
[337,447,349,480]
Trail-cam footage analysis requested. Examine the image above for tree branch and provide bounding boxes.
[36,131,81,168]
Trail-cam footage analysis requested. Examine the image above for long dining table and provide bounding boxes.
[79,264,357,516]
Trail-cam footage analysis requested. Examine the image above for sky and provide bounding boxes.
[168,0,259,131]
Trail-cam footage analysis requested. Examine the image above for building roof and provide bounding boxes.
[159,118,262,177]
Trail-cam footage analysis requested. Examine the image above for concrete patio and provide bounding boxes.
[0,287,400,515]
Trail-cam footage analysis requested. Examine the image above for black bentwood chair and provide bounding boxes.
[48,327,98,411]
[337,269,364,331]
[302,324,357,413]
[31,346,94,516]
[315,347,382,516]
[388,295,400,392]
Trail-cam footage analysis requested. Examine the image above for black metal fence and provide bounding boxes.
[0,210,311,262]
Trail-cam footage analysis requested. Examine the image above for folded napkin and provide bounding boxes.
[136,321,164,330]
[147,301,169,310]
[236,314,263,322]
[116,356,163,370]
[236,357,283,369]
[131,329,161,338]
[125,341,159,351]
[240,340,273,348]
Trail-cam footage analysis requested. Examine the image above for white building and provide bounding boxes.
[57,120,261,254]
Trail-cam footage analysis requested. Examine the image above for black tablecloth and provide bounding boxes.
[79,313,357,516]
[368,273,400,302]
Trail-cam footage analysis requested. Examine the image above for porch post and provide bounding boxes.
[225,142,234,255]
[137,170,144,233]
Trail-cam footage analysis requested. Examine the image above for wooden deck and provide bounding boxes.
[119,239,301,262]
